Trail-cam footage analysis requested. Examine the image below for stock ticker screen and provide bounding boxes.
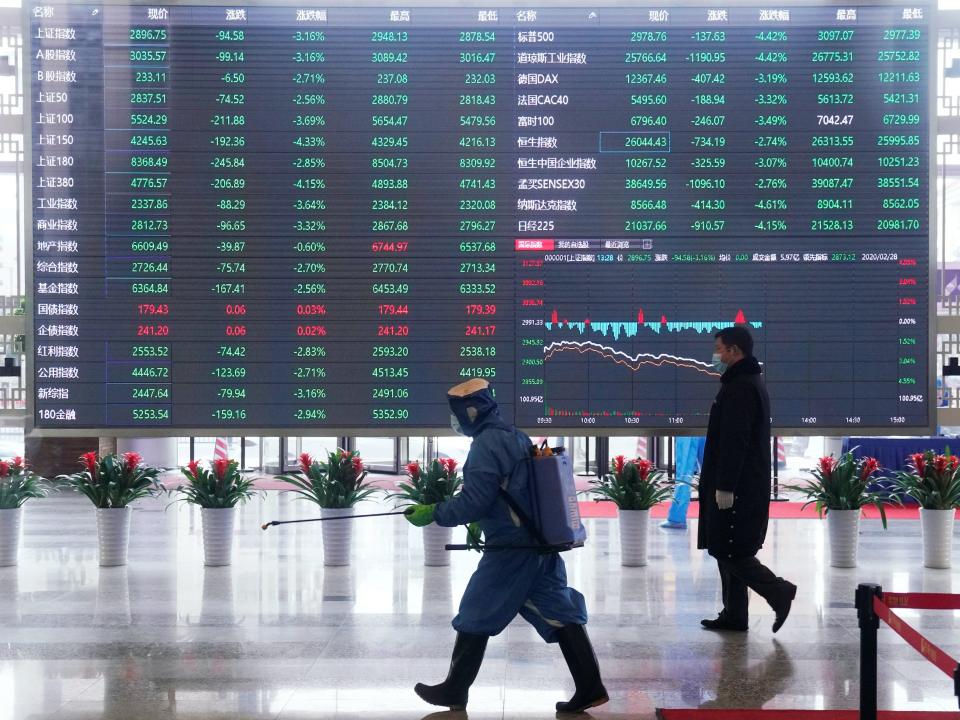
[30,2,932,431]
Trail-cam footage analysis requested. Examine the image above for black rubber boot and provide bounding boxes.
[414,631,488,710]
[554,624,609,714]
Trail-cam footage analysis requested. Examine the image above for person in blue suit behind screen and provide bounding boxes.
[661,436,705,529]
[403,378,608,714]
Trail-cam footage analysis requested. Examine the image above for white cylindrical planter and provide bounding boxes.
[423,523,453,567]
[0,564,20,622]
[619,508,650,567]
[200,567,235,625]
[827,509,860,568]
[96,507,132,567]
[201,507,237,566]
[321,507,354,566]
[322,566,355,602]
[0,507,23,567]
[920,508,955,569]
[95,566,131,626]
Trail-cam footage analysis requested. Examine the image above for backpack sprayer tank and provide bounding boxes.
[525,445,586,551]
[446,443,588,554]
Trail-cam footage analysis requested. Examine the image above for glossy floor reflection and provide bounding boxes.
[2,493,959,719]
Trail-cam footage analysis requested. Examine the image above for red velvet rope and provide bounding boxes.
[882,592,960,611]
[873,595,958,679]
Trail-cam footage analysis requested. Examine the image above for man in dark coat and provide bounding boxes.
[697,326,797,633]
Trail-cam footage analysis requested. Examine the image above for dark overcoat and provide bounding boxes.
[696,356,772,558]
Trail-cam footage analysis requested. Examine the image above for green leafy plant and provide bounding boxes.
[276,449,375,508]
[174,458,259,508]
[585,455,673,511]
[390,458,462,506]
[0,456,51,509]
[893,449,960,510]
[786,452,896,528]
[58,451,160,508]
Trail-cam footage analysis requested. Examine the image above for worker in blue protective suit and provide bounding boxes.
[661,436,706,529]
[404,378,608,714]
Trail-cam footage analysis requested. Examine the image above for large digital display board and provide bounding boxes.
[29,2,932,431]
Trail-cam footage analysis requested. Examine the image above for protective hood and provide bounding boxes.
[447,379,507,437]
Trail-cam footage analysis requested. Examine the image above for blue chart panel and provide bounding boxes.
[514,245,927,430]
[30,2,930,431]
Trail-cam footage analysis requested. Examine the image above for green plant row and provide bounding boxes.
[174,458,260,509]
[13,448,960,519]
[897,450,960,510]
[786,447,960,528]
[277,449,377,509]
[785,451,894,528]
[31,449,457,511]
[0,456,51,509]
[59,452,160,509]
[585,455,675,511]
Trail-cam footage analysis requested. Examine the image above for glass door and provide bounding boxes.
[282,436,341,471]
[351,437,400,473]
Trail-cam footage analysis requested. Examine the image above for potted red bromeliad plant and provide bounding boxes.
[787,452,893,568]
[175,458,259,566]
[0,457,51,566]
[586,455,672,567]
[391,458,462,566]
[276,449,374,566]
[894,450,960,568]
[58,452,161,566]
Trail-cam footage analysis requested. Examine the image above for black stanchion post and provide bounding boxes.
[856,583,883,720]
[770,437,788,502]
[953,664,960,710]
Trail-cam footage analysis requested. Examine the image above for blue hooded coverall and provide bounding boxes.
[433,388,587,642]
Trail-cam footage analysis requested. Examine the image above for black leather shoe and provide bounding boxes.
[772,581,797,633]
[700,616,748,632]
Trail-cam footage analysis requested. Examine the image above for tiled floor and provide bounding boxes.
[2,493,959,719]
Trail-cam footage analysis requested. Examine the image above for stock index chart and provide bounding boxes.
[30,2,931,431]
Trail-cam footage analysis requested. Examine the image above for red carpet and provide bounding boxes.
[657,710,960,719]
[578,501,955,520]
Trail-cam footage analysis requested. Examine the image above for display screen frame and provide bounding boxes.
[22,0,938,437]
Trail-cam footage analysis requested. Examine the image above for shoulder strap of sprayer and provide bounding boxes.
[496,441,549,548]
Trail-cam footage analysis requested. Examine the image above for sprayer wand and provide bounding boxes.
[261,510,407,531]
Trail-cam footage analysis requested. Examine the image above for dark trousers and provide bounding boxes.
[716,555,785,625]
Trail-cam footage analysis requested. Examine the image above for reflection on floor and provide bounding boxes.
[1,493,958,720]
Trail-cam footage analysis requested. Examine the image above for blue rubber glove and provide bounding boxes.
[466,522,483,552]
[404,503,436,527]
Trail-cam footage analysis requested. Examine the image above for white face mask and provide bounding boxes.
[450,413,464,435]
[711,353,728,374]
